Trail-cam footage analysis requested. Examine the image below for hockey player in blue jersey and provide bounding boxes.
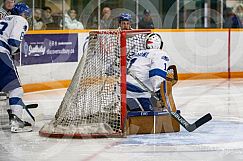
[127,33,170,111]
[0,3,32,132]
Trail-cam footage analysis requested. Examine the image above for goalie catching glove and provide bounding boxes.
[166,65,178,86]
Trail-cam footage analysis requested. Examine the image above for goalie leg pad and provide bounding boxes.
[160,81,177,112]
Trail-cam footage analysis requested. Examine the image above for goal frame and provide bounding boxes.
[39,29,151,138]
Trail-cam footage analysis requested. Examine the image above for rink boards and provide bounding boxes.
[13,29,243,92]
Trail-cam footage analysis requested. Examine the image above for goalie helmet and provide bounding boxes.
[11,3,32,18]
[145,33,163,49]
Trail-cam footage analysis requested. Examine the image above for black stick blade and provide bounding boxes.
[187,113,212,132]
[195,113,212,128]
[25,104,38,109]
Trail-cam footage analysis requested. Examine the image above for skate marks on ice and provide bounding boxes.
[117,117,243,152]
[117,79,243,152]
[1,80,243,161]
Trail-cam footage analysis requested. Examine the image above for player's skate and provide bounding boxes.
[7,109,32,133]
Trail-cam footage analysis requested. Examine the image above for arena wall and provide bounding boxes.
[16,29,243,92]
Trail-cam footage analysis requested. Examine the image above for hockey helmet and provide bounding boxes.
[119,13,132,23]
[145,33,163,49]
[11,3,32,18]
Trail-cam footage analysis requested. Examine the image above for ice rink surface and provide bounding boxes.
[1,79,243,161]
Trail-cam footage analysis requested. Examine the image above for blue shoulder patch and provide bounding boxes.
[161,56,169,61]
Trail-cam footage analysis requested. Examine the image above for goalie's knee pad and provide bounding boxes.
[127,98,141,111]
[127,98,153,111]
[137,98,154,111]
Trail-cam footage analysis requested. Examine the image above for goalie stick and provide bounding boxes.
[127,71,212,132]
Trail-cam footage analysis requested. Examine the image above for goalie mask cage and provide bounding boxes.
[39,30,151,138]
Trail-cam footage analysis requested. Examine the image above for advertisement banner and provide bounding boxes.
[21,33,78,65]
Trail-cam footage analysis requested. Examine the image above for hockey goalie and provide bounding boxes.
[125,32,180,134]
[126,33,176,112]
[126,33,212,134]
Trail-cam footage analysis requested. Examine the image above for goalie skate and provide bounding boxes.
[7,109,32,133]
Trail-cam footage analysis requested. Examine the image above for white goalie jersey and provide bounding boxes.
[0,15,29,54]
[127,48,170,99]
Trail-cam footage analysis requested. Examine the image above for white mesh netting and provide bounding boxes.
[0,92,9,129]
[39,30,150,138]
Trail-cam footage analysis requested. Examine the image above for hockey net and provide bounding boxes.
[39,30,151,138]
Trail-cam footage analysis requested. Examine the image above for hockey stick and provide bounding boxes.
[24,104,37,122]
[128,71,212,132]
[0,92,37,121]
[24,107,35,122]
[25,104,38,109]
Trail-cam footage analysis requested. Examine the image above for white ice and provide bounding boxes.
[1,79,243,161]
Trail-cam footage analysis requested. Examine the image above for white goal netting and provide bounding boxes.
[0,92,9,130]
[39,30,151,138]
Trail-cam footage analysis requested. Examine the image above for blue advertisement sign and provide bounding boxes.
[21,33,78,65]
